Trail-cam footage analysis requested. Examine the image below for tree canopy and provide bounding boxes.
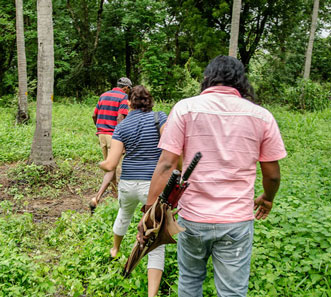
[0,0,330,102]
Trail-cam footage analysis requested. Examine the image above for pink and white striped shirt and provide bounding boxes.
[159,86,287,223]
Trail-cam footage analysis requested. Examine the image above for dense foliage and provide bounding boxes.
[0,102,330,296]
[0,0,330,104]
[0,0,330,294]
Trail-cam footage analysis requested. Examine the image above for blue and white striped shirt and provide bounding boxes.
[112,110,167,180]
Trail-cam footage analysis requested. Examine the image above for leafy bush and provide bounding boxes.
[0,212,56,297]
[84,93,100,106]
[175,59,201,100]
[0,94,17,108]
[8,163,48,186]
[249,51,305,104]
[4,160,83,203]
[7,160,75,187]
[154,100,174,115]
[27,79,38,100]
[282,79,330,112]
[0,107,35,163]
[52,96,78,104]
[139,33,175,102]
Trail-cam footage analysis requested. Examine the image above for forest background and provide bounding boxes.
[0,0,330,296]
[0,0,330,106]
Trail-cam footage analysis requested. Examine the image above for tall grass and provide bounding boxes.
[0,101,175,164]
[0,103,330,296]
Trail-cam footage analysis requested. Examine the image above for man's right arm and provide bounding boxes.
[117,113,126,124]
[118,97,129,124]
[145,150,180,208]
[93,101,100,125]
[137,150,179,246]
[254,161,281,220]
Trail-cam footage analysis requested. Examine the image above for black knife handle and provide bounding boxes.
[182,152,202,181]
[160,169,181,201]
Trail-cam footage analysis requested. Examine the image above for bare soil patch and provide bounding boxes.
[0,162,108,222]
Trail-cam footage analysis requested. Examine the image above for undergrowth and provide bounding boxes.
[0,103,330,296]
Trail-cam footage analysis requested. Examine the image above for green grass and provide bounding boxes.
[0,102,330,296]
[0,101,174,164]
[0,102,101,163]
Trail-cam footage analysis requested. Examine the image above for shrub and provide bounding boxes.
[176,59,201,99]
[7,160,76,194]
[84,93,100,106]
[282,79,330,112]
[0,94,17,108]
[0,212,57,296]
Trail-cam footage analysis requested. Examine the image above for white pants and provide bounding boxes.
[113,179,165,271]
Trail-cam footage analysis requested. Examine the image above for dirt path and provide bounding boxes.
[0,162,102,222]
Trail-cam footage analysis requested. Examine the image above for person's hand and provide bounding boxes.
[254,193,273,220]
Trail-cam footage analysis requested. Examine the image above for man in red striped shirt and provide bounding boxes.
[90,77,132,212]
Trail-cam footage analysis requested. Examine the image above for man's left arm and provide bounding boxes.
[254,161,281,220]
[255,112,286,220]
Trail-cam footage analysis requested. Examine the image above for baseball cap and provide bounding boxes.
[117,77,132,88]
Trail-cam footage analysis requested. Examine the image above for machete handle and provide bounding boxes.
[160,169,181,202]
[182,152,202,182]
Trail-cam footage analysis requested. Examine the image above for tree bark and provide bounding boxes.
[303,0,319,79]
[15,0,29,124]
[229,0,241,58]
[125,28,132,78]
[66,0,104,92]
[93,0,104,52]
[238,0,276,68]
[30,0,54,166]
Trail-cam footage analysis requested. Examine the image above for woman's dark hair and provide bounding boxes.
[201,55,256,101]
[129,85,154,112]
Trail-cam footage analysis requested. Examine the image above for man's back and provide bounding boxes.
[159,86,286,223]
[94,88,128,135]
[142,56,286,297]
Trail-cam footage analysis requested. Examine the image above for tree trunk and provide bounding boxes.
[15,0,29,124]
[30,0,54,166]
[229,0,241,58]
[238,0,276,69]
[125,29,132,79]
[303,0,319,79]
[66,0,104,93]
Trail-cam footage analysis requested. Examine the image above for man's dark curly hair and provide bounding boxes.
[129,85,154,112]
[201,55,256,101]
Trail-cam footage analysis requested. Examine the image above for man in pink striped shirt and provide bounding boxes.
[141,56,286,296]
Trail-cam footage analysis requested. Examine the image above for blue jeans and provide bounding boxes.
[177,217,254,297]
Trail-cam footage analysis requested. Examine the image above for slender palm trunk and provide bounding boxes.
[229,0,241,58]
[303,0,319,79]
[15,0,29,124]
[30,0,54,165]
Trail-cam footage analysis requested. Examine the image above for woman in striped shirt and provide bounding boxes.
[99,85,167,297]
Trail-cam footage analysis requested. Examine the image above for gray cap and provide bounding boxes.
[117,77,132,88]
